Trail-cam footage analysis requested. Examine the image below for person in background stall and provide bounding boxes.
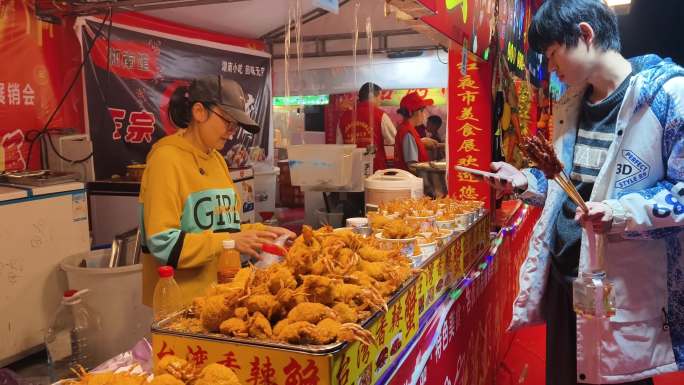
[394,92,440,170]
[484,1,684,384]
[337,82,397,171]
[139,76,294,306]
[425,115,445,161]
[425,115,444,143]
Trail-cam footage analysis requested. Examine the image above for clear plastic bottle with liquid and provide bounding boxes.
[45,290,100,382]
[152,266,182,322]
[573,271,616,318]
[217,239,241,283]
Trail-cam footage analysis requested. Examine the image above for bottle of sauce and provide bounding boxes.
[217,239,240,283]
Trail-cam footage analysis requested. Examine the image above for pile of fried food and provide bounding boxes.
[377,197,482,223]
[378,197,436,218]
[167,226,414,346]
[368,214,421,239]
[64,355,240,385]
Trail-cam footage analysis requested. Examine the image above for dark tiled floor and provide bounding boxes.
[2,349,50,385]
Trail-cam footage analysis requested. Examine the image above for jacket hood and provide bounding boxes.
[630,54,684,112]
[147,132,217,162]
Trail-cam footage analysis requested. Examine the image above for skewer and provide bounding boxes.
[554,173,589,213]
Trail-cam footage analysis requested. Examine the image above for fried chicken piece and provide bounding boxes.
[200,294,234,332]
[192,296,206,315]
[358,260,393,281]
[314,318,376,346]
[382,219,416,239]
[368,212,392,230]
[248,311,273,339]
[333,283,387,312]
[264,264,297,294]
[234,306,249,320]
[300,275,336,305]
[194,363,241,385]
[243,294,282,320]
[332,302,359,323]
[358,245,396,263]
[346,271,379,289]
[273,318,291,336]
[220,317,248,337]
[287,302,336,324]
[275,287,309,312]
[276,321,317,344]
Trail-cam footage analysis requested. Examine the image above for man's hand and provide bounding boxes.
[480,162,528,198]
[574,202,613,234]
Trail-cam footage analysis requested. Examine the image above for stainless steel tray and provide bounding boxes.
[152,274,418,355]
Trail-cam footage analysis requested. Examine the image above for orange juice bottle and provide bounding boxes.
[217,239,241,283]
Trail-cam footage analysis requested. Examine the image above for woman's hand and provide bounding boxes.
[264,226,296,241]
[228,230,277,259]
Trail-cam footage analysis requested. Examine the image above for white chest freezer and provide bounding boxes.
[0,181,90,365]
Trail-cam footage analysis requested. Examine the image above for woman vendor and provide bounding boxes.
[139,75,294,305]
[393,92,440,170]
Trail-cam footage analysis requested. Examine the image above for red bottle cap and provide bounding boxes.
[261,243,286,257]
[158,266,175,278]
[63,289,78,298]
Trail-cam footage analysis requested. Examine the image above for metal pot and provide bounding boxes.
[126,164,146,181]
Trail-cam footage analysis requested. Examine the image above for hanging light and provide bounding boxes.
[605,0,631,6]
[606,0,631,15]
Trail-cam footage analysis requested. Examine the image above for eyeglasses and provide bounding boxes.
[209,108,238,131]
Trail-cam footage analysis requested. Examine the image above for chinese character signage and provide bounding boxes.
[80,18,272,179]
[498,0,544,82]
[0,1,84,171]
[447,53,493,208]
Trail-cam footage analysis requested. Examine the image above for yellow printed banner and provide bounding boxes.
[152,215,491,385]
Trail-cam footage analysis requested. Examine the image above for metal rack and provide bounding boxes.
[34,0,248,20]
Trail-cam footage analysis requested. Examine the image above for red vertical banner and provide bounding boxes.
[324,93,355,144]
[0,1,85,171]
[447,50,493,208]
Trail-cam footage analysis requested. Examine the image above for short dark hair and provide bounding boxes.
[427,115,442,128]
[528,0,620,55]
[359,82,381,102]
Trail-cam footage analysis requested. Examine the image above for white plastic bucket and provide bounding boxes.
[287,144,356,188]
[315,208,345,228]
[253,164,279,218]
[60,249,152,362]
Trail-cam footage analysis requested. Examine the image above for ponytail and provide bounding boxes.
[169,85,192,129]
[396,107,411,120]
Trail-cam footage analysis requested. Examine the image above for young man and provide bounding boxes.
[485,1,684,384]
[426,115,443,143]
[337,82,397,171]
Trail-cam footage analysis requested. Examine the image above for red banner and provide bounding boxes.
[388,204,541,385]
[90,39,161,80]
[0,3,265,172]
[447,51,493,208]
[420,0,496,59]
[0,0,85,171]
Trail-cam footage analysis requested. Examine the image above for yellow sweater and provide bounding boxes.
[139,133,260,306]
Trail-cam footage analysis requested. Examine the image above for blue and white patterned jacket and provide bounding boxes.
[509,55,684,383]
